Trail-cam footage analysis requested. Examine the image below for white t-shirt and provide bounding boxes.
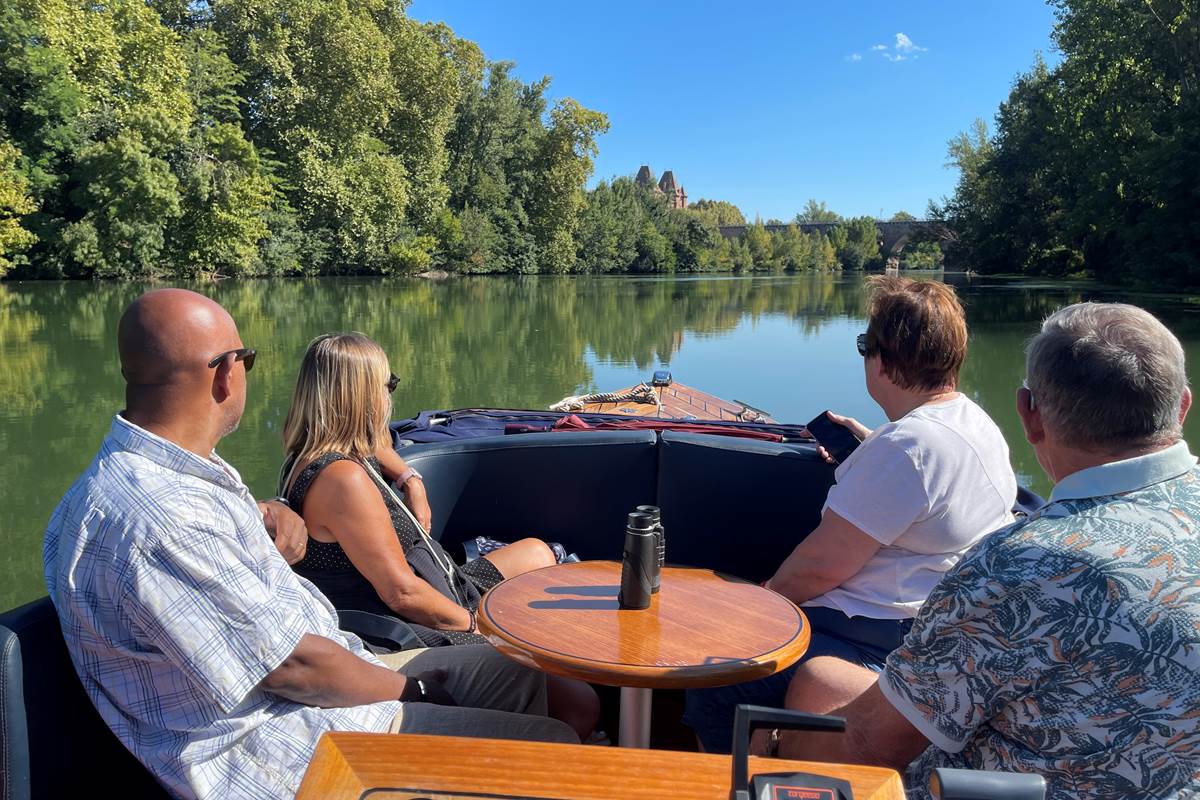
[808,394,1017,620]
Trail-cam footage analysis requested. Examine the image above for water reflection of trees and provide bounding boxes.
[0,273,868,614]
[5,274,1197,610]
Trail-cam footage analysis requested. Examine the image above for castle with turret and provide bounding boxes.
[635,165,687,209]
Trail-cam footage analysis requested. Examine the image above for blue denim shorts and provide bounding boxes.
[682,606,912,754]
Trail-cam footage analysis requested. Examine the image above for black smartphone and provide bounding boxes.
[805,411,862,464]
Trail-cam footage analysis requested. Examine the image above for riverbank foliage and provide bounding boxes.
[935,0,1199,288]
[575,175,892,274]
[0,0,608,279]
[0,1,928,279]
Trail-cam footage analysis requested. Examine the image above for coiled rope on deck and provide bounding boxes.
[549,382,660,412]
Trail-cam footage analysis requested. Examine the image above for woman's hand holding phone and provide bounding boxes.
[823,411,872,440]
[807,410,872,465]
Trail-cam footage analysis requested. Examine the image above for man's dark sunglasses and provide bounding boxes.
[387,373,400,394]
[856,333,869,357]
[207,348,256,372]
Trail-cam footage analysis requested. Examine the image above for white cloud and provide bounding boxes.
[894,33,927,53]
[865,33,928,63]
[846,53,863,62]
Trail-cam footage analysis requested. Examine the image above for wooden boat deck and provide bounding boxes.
[580,382,775,423]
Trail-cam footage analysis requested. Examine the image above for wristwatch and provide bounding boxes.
[397,467,423,486]
[765,727,782,758]
[400,678,428,702]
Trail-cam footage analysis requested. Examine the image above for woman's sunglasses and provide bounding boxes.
[856,333,869,357]
[207,348,256,372]
[387,373,400,394]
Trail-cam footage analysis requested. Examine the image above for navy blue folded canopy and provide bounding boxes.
[390,408,813,447]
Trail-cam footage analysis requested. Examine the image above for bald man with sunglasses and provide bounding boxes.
[44,289,573,800]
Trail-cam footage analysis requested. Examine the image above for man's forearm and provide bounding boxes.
[778,682,927,772]
[261,634,407,707]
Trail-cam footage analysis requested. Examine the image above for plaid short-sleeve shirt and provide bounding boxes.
[44,415,397,799]
[881,442,1200,799]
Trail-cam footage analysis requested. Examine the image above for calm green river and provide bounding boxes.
[3,273,1198,611]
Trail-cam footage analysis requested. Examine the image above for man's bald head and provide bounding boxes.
[118,289,240,387]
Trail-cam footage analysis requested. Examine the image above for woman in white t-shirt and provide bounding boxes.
[684,275,1017,753]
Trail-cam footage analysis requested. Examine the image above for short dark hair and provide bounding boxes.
[864,276,967,391]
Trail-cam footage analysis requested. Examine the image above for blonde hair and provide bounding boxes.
[282,333,393,472]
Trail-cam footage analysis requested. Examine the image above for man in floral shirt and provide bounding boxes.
[772,302,1200,799]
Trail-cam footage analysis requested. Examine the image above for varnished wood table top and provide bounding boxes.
[477,561,810,689]
[296,732,907,800]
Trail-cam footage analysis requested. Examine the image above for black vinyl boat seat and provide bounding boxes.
[0,597,168,800]
[399,429,837,581]
[400,429,1045,582]
[655,432,835,581]
[402,430,662,561]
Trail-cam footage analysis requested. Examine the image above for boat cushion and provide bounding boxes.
[655,431,836,581]
[400,430,660,562]
[0,622,29,800]
[0,598,166,800]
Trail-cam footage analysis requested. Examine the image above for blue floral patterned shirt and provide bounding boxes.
[44,415,398,799]
[880,442,1200,799]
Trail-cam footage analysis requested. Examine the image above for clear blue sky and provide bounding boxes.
[407,1,1059,221]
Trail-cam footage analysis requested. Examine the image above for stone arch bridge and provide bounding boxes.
[718,220,949,255]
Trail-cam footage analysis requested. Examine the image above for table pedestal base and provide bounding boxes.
[619,686,653,748]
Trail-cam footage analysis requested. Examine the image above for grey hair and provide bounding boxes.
[1026,302,1188,451]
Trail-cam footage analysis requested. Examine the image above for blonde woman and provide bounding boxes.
[280,332,600,739]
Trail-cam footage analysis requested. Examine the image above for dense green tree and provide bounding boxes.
[664,210,719,272]
[0,140,36,276]
[213,0,429,273]
[768,225,800,272]
[794,199,841,224]
[940,0,1199,287]
[61,130,183,279]
[166,30,277,276]
[632,221,674,273]
[527,100,609,273]
[813,232,838,271]
[443,61,606,274]
[890,210,917,222]
[902,241,944,270]
[833,216,882,270]
[689,199,745,226]
[0,0,194,277]
[743,219,773,268]
[574,178,642,273]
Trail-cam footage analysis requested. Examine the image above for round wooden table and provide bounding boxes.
[477,561,810,748]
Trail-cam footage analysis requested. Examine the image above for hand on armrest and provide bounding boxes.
[375,445,432,532]
[258,499,308,565]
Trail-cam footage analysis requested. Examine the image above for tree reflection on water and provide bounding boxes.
[2,273,1196,610]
